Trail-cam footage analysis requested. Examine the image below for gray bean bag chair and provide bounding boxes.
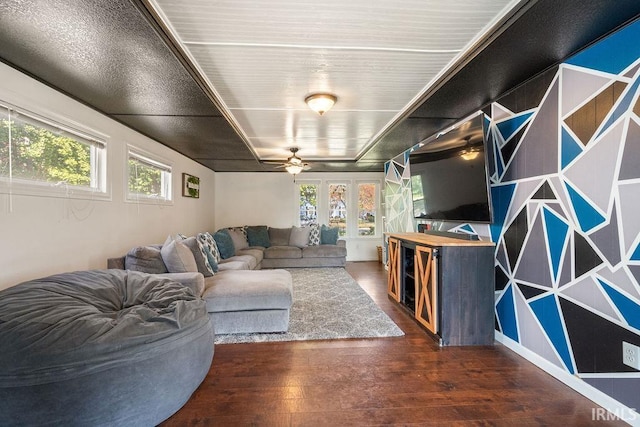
[0,269,214,426]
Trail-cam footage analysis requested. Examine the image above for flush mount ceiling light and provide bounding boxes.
[305,93,337,116]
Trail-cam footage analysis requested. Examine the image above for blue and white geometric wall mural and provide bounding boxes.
[386,18,640,413]
[384,152,414,234]
[491,19,640,411]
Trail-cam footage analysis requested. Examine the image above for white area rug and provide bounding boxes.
[214,267,404,344]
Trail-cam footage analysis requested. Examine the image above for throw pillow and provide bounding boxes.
[245,225,271,248]
[197,232,220,271]
[308,223,320,246]
[181,236,214,277]
[124,245,168,273]
[161,235,198,273]
[227,227,249,251]
[289,226,311,248]
[268,227,291,246]
[320,224,339,245]
[213,229,235,259]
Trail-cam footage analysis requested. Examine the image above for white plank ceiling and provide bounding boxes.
[149,0,519,162]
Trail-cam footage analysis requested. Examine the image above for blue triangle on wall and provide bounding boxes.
[460,224,475,233]
[561,126,583,169]
[565,20,640,75]
[631,243,640,261]
[496,111,534,142]
[496,284,519,343]
[564,181,606,233]
[529,295,575,374]
[543,207,569,282]
[599,280,640,330]
[490,183,516,242]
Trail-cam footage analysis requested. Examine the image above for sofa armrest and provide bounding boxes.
[337,240,346,248]
[156,272,205,297]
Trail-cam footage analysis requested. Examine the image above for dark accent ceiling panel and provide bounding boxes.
[0,0,221,117]
[113,115,254,160]
[358,117,457,163]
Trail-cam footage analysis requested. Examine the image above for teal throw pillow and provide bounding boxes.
[213,229,235,259]
[320,224,339,245]
[245,225,271,248]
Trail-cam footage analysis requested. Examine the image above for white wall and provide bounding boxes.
[214,171,385,261]
[0,63,216,290]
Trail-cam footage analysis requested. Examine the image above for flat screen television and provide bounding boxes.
[409,111,492,223]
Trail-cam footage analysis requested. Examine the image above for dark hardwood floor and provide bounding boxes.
[161,262,625,426]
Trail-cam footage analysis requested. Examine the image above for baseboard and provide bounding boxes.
[495,332,640,426]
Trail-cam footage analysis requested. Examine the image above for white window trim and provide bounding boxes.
[125,145,173,205]
[294,179,321,226]
[294,178,382,239]
[328,181,350,238]
[0,101,110,201]
[355,180,382,239]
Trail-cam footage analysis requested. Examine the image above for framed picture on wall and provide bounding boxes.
[182,173,200,198]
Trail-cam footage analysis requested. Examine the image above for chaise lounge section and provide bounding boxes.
[107,224,346,335]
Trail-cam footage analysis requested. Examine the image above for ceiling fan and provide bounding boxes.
[271,148,310,175]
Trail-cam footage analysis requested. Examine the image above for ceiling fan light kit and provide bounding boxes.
[305,93,337,116]
[282,147,307,176]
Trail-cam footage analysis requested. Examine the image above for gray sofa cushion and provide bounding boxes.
[303,244,347,258]
[161,236,198,273]
[217,261,248,271]
[268,227,291,246]
[264,246,302,259]
[289,226,311,248]
[203,270,292,312]
[227,228,248,251]
[236,248,264,265]
[124,245,167,273]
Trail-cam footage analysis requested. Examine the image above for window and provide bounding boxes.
[358,182,377,236]
[127,147,172,203]
[0,101,107,197]
[329,183,347,236]
[298,183,318,226]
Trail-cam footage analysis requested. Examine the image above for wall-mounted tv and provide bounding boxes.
[409,111,492,223]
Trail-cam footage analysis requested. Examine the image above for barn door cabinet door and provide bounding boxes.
[415,246,437,335]
[387,237,401,302]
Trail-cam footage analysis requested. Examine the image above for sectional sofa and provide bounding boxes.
[107,224,347,335]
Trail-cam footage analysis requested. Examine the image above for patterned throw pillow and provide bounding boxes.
[197,232,221,272]
[180,236,215,277]
[308,223,320,246]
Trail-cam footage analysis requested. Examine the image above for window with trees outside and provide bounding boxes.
[0,102,106,197]
[298,183,318,226]
[127,147,172,203]
[358,182,377,236]
[329,183,347,236]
